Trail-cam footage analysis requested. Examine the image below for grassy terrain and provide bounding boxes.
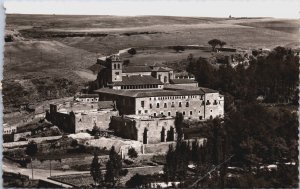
[4,14,299,115]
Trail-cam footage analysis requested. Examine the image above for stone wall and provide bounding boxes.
[135,95,205,119]
[75,110,118,132]
[14,131,31,142]
[204,93,224,119]
[110,116,177,144]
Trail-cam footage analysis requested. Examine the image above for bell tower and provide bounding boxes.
[109,54,122,83]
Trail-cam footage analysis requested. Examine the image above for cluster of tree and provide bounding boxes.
[187,46,299,104]
[173,46,185,53]
[127,48,136,55]
[164,101,298,187]
[90,146,127,187]
[208,39,226,51]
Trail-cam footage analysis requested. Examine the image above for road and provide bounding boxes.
[3,158,163,188]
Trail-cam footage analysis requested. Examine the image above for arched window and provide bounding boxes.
[179,102,182,107]
[114,64,116,69]
[117,64,120,69]
[186,102,189,107]
[164,76,168,83]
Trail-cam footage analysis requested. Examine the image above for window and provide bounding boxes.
[164,103,167,108]
[150,98,151,100]
[157,103,160,108]
[114,64,116,69]
[171,102,175,107]
[145,110,148,113]
[213,100,218,105]
[161,112,164,115]
[199,116,203,120]
[211,110,213,112]
[186,102,189,107]
[115,72,119,75]
[206,100,211,105]
[141,101,145,108]
[150,104,152,109]
[183,111,185,116]
[138,110,142,114]
[179,102,182,107]
[190,111,193,115]
[164,76,168,83]
[117,64,120,69]
[154,113,157,117]
[168,112,171,116]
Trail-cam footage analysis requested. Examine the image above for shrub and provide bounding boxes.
[128,148,138,159]
[128,48,137,55]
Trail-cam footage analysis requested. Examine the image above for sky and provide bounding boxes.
[4,0,300,18]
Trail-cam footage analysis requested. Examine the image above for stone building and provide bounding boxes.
[95,85,224,120]
[46,101,118,133]
[110,115,176,144]
[91,54,224,144]
[74,94,99,102]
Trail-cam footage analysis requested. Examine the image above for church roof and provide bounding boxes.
[94,88,211,98]
[113,75,163,86]
[122,66,152,73]
[152,67,172,72]
[169,79,198,84]
[164,85,218,93]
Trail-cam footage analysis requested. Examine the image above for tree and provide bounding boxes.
[163,142,189,183]
[90,152,102,186]
[127,48,136,55]
[128,148,138,159]
[175,112,184,141]
[126,173,146,188]
[219,41,226,48]
[25,141,38,179]
[91,126,100,136]
[208,39,221,51]
[173,46,185,53]
[105,146,122,186]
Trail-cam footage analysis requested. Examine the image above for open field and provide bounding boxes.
[4,14,299,113]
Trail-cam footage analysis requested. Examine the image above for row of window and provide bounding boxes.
[3,128,16,134]
[121,84,159,90]
[137,109,212,116]
[113,63,121,69]
[149,95,202,101]
[141,100,219,108]
[79,98,98,102]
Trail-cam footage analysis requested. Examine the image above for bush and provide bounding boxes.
[173,46,185,53]
[123,159,134,165]
[128,148,138,159]
[128,48,137,55]
[120,169,128,176]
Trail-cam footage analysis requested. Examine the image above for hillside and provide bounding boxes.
[3,14,299,112]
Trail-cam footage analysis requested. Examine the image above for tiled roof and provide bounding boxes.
[122,66,152,73]
[152,67,172,72]
[76,94,99,98]
[164,85,218,93]
[94,88,206,98]
[113,75,163,86]
[98,101,115,109]
[170,79,198,84]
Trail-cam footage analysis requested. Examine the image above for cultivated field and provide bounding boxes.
[4,14,299,113]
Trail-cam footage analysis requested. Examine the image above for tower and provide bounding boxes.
[109,54,122,83]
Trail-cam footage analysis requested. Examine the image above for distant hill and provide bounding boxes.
[3,14,299,111]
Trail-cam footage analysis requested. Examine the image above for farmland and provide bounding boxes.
[4,14,299,113]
